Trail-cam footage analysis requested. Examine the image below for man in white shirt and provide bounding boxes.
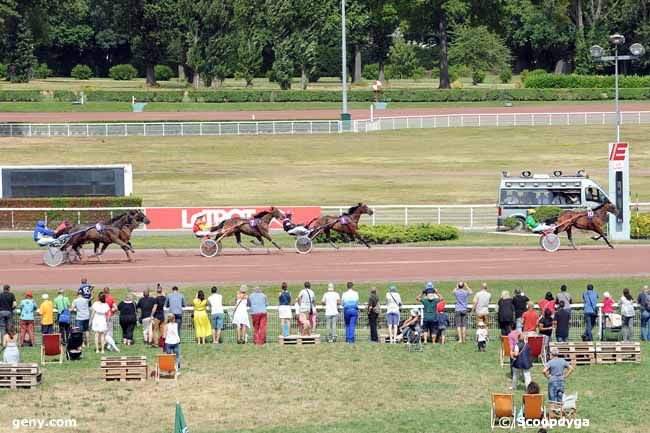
[472,283,492,326]
[322,283,341,342]
[207,286,224,345]
[385,285,402,343]
[298,282,317,330]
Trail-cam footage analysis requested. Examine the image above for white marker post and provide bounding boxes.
[608,142,630,240]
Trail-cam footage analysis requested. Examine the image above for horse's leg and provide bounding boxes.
[595,224,615,249]
[325,228,338,250]
[260,231,282,251]
[566,226,577,250]
[235,232,251,252]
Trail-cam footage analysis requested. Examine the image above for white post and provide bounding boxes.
[181,123,184,136]
[404,207,408,225]
[434,116,437,128]
[437,208,441,224]
[237,123,240,135]
[470,207,474,228]
[67,124,70,136]
[273,121,276,134]
[77,211,81,224]
[200,123,203,136]
[144,123,147,136]
[514,113,517,127]
[48,124,51,136]
[10,124,13,136]
[124,124,127,136]
[602,112,605,125]
[549,114,552,126]
[420,117,423,128]
[392,118,396,130]
[584,112,587,125]
[86,124,89,136]
[566,113,570,125]
[291,122,294,134]
[218,123,222,136]
[496,115,499,127]
[105,124,108,136]
[29,124,32,136]
[370,104,374,122]
[310,121,313,134]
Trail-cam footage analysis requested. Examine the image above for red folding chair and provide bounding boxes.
[41,334,63,365]
[526,335,545,365]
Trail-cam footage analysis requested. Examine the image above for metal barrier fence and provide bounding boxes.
[0,120,342,137]
[3,304,645,345]
[352,111,650,133]
[2,111,650,138]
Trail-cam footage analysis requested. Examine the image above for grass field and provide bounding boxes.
[1,125,649,206]
[2,276,649,433]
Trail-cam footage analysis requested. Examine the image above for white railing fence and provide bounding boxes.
[2,111,650,137]
[353,111,650,133]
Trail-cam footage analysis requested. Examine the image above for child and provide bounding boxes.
[163,314,181,373]
[602,292,614,314]
[436,310,449,344]
[476,321,489,352]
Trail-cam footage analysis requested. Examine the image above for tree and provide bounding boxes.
[388,29,418,78]
[366,0,399,81]
[233,0,265,87]
[449,24,510,84]
[7,16,37,82]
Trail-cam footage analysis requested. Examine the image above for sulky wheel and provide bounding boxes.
[295,236,313,255]
[200,239,222,257]
[44,247,65,267]
[540,233,561,252]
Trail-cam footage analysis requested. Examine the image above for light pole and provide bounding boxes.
[340,0,350,125]
[590,34,645,241]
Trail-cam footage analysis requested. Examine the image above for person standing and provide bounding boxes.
[165,286,186,331]
[19,292,37,347]
[78,278,93,302]
[151,285,167,348]
[208,286,225,345]
[553,301,571,342]
[341,282,359,343]
[0,284,16,340]
[53,289,71,343]
[367,287,380,342]
[497,290,515,336]
[512,289,530,332]
[192,290,211,345]
[620,288,635,342]
[416,283,442,344]
[386,285,402,344]
[543,347,575,402]
[511,333,532,390]
[522,302,539,335]
[163,314,181,374]
[476,321,489,352]
[38,294,54,335]
[90,293,109,354]
[538,292,556,318]
[556,285,573,313]
[248,287,268,345]
[637,285,650,342]
[278,283,292,338]
[581,284,599,342]
[117,294,137,346]
[2,323,19,364]
[537,309,554,348]
[232,286,250,344]
[71,290,90,347]
[472,283,492,327]
[103,287,117,340]
[298,282,317,331]
[136,289,155,346]
[453,282,471,343]
[322,283,340,343]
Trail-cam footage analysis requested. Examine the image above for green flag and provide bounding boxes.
[175,402,189,433]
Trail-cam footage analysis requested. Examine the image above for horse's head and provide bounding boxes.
[349,202,374,216]
[602,200,620,217]
[269,207,286,220]
[130,209,151,225]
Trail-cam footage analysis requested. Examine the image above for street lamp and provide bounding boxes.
[589,34,645,241]
[340,0,350,125]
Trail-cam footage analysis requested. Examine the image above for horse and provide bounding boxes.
[92,210,151,259]
[209,207,285,252]
[306,202,374,248]
[65,210,148,261]
[554,201,619,249]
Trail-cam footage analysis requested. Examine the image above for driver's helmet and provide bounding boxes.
[285,211,293,219]
[37,220,46,228]
[527,208,536,215]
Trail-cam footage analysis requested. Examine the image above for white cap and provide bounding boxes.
[42,294,49,300]
[327,283,335,291]
[603,291,610,298]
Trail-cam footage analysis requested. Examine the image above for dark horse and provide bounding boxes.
[209,207,285,252]
[306,202,374,248]
[65,210,150,261]
[554,201,619,249]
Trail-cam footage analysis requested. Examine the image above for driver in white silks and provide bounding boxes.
[282,211,310,236]
[33,220,57,246]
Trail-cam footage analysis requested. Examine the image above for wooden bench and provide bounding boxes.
[0,363,42,389]
[278,335,321,345]
[594,342,641,364]
[101,356,148,382]
[549,342,595,366]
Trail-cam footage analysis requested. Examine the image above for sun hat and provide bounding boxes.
[239,285,248,293]
[603,291,610,298]
[42,294,49,300]
[327,283,335,291]
[389,285,397,292]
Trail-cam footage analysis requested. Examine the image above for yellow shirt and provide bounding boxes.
[38,300,54,325]
[193,298,207,312]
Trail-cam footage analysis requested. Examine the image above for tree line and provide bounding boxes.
[1,0,649,88]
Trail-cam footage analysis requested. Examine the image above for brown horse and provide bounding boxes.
[555,201,619,249]
[209,207,285,252]
[93,210,151,259]
[306,203,374,248]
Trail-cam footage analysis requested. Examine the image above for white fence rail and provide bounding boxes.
[353,111,650,133]
[2,111,650,137]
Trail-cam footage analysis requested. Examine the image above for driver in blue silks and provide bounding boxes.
[33,220,56,246]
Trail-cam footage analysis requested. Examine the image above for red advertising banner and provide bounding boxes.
[143,206,321,230]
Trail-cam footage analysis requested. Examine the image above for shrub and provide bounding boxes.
[471,70,486,85]
[314,224,459,245]
[33,63,51,79]
[155,65,174,81]
[362,63,379,80]
[523,72,650,89]
[499,67,512,84]
[532,206,563,224]
[109,64,138,80]
[84,91,184,102]
[503,216,521,230]
[0,64,7,78]
[70,64,93,80]
[0,90,43,101]
[631,213,650,239]
[412,66,426,81]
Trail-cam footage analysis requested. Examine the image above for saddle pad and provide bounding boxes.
[249,219,258,227]
[339,216,349,225]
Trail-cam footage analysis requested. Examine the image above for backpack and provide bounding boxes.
[58,308,71,324]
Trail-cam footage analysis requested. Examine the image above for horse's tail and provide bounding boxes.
[210,220,226,232]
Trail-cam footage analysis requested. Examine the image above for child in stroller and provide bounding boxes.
[66,329,84,360]
[397,309,423,350]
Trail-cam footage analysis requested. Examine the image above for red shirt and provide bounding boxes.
[538,299,556,316]
[105,294,115,317]
[522,310,539,333]
[436,300,446,313]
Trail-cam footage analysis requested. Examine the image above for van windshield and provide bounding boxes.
[500,189,581,206]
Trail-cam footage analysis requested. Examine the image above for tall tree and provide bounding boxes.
[233,0,265,87]
[7,15,37,82]
[365,0,399,81]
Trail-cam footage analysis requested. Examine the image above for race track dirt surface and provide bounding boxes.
[2,245,649,290]
[2,102,648,122]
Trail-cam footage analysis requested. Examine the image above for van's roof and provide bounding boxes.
[501,171,588,180]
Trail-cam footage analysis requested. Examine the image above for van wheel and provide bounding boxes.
[515,217,526,232]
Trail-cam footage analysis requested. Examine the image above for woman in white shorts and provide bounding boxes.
[278,282,292,337]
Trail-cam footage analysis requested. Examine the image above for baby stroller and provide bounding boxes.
[601,313,623,341]
[66,330,84,361]
[404,324,423,352]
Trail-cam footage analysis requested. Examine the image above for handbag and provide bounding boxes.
[58,308,71,324]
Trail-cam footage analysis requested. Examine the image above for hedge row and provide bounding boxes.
[0,197,143,231]
[314,223,459,245]
[4,87,650,103]
[632,213,650,239]
[524,73,650,89]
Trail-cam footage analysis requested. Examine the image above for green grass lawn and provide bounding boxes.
[1,125,649,206]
